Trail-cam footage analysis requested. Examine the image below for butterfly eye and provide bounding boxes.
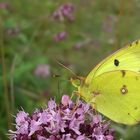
[114,59,119,66]
[70,78,81,87]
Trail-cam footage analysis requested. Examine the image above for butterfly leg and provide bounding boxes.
[89,100,99,115]
[70,91,81,114]
[70,90,80,99]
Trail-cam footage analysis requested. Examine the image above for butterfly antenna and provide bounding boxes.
[56,59,78,77]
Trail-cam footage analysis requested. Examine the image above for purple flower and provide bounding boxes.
[34,64,50,78]
[16,121,29,135]
[0,2,10,9]
[37,135,47,140]
[102,15,117,33]
[5,27,20,36]
[48,99,57,110]
[61,95,70,106]
[15,111,29,126]
[9,95,115,140]
[28,120,42,136]
[52,3,75,22]
[53,31,67,42]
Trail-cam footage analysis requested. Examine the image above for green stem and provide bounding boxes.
[10,56,17,118]
[0,18,12,129]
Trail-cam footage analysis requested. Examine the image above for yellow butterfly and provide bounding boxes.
[72,39,140,125]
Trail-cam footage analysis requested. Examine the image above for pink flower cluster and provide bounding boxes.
[8,95,114,140]
[53,3,75,22]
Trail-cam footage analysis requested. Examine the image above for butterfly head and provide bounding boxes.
[70,76,93,102]
[70,76,81,87]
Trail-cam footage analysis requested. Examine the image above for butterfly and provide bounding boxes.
[72,39,140,125]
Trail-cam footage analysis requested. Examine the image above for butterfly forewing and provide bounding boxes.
[86,40,140,85]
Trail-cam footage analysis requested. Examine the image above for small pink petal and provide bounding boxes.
[61,95,70,106]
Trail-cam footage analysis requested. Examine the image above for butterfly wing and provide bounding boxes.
[79,39,140,124]
[89,70,140,124]
[86,40,140,84]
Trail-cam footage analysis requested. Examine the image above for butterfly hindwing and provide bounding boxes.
[89,70,140,124]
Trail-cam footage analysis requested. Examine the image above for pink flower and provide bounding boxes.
[102,15,117,33]
[9,95,115,139]
[16,121,29,135]
[16,111,29,126]
[37,135,47,140]
[0,2,10,9]
[61,95,70,106]
[34,64,50,78]
[53,31,67,42]
[28,120,42,136]
[53,3,75,22]
[48,99,57,110]
[5,27,20,36]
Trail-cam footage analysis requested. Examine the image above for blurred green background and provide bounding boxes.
[0,0,140,139]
